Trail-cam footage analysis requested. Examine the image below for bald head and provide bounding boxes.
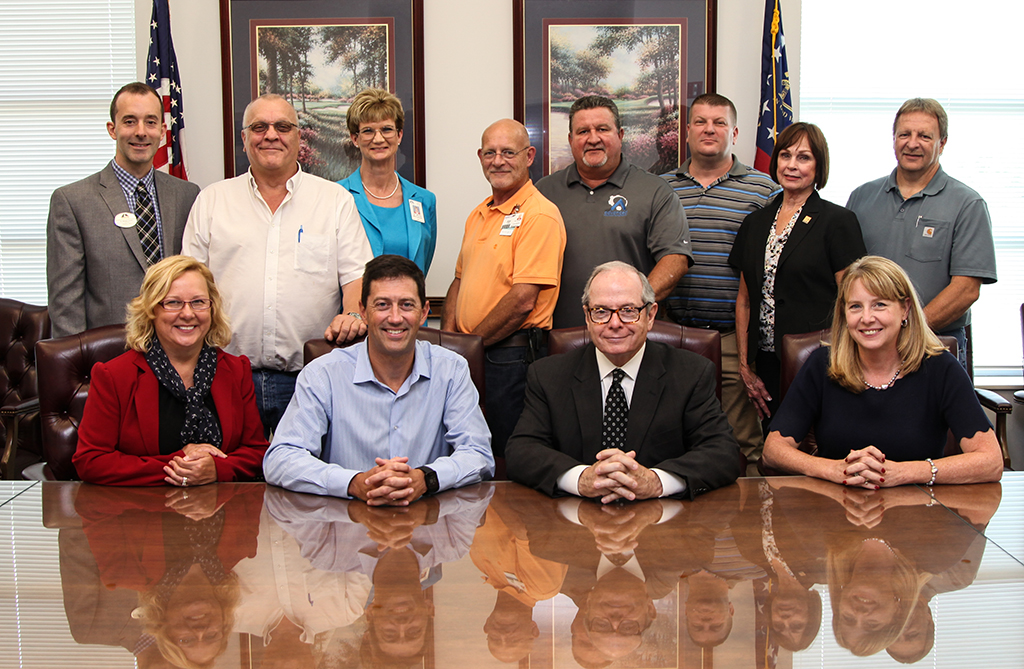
[242,93,297,128]
[479,119,535,205]
[481,118,530,147]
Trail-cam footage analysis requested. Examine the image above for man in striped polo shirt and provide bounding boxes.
[661,94,779,474]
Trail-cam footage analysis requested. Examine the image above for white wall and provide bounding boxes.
[143,0,800,296]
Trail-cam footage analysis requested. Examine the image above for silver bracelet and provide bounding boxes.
[925,458,938,486]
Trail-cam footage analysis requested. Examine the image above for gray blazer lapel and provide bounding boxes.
[154,171,179,257]
[625,345,667,453]
[100,165,149,270]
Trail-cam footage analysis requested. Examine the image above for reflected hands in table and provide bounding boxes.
[348,498,437,551]
[577,500,663,554]
[164,485,224,521]
[349,456,428,507]
[578,449,663,504]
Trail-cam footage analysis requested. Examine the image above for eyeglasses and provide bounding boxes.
[481,147,529,161]
[243,121,297,135]
[586,304,650,324]
[158,298,212,312]
[359,125,398,139]
[586,617,642,636]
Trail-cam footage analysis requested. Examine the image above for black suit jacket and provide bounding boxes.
[505,341,741,498]
[728,190,866,360]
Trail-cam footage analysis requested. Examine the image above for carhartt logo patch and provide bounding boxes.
[923,226,935,238]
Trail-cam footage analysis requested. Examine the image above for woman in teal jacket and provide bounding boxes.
[339,88,436,275]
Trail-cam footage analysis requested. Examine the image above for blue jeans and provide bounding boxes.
[252,369,299,438]
[484,345,532,458]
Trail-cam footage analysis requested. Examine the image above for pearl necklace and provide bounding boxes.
[863,366,901,390]
[363,172,400,199]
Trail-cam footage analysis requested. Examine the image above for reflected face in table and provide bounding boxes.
[581,568,655,659]
[161,564,229,667]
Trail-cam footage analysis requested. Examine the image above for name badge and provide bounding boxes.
[114,212,137,228]
[409,199,425,223]
[923,226,935,238]
[500,212,524,237]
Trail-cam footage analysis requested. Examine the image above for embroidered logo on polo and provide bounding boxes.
[604,195,628,217]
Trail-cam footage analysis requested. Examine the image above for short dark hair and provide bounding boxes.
[360,255,426,306]
[110,82,162,123]
[689,93,737,125]
[769,122,830,190]
[569,95,621,132]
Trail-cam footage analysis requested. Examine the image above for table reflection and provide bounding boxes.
[12,477,1015,668]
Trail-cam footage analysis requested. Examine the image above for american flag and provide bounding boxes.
[754,0,794,174]
[146,0,187,180]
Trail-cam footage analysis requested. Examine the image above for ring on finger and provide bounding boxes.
[183,476,188,486]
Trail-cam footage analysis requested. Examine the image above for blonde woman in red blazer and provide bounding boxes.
[74,256,267,485]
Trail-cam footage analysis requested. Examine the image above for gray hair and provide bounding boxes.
[581,261,655,307]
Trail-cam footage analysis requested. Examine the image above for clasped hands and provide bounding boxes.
[163,443,225,487]
[578,448,663,504]
[348,456,427,506]
[577,498,664,554]
[835,446,909,490]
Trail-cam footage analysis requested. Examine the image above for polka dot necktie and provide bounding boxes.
[601,368,628,450]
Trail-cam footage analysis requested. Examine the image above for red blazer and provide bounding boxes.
[73,348,268,485]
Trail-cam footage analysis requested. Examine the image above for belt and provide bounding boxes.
[488,328,548,349]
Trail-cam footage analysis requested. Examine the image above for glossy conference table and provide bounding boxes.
[1,475,1022,669]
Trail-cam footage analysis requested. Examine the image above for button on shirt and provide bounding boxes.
[263,340,494,497]
[183,166,373,371]
[556,343,686,497]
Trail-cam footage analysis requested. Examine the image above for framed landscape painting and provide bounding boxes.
[514,0,716,181]
[220,0,425,184]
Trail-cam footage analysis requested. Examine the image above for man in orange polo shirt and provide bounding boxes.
[441,119,566,460]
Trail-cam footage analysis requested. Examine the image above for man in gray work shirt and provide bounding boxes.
[846,98,996,368]
[536,95,692,329]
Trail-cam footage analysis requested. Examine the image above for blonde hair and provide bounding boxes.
[346,88,404,135]
[828,256,944,392]
[125,256,231,353]
[136,572,240,669]
[827,538,929,656]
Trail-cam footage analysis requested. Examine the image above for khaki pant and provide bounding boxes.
[720,331,764,475]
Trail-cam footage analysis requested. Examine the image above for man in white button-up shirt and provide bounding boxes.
[184,94,373,435]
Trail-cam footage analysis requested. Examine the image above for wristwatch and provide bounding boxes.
[416,466,439,494]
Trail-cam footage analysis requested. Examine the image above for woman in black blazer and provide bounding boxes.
[728,122,866,430]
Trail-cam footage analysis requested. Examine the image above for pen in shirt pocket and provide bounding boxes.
[298,225,303,242]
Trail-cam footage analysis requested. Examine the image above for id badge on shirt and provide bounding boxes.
[500,212,523,237]
[409,199,425,223]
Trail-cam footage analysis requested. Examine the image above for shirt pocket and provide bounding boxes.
[294,233,329,273]
[906,218,951,263]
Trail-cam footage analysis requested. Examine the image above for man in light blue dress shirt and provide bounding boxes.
[264,255,494,503]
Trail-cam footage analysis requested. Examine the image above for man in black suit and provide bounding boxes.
[506,261,740,502]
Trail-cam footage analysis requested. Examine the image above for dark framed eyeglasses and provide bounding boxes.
[586,303,651,324]
[158,298,212,312]
[586,616,643,636]
[243,121,297,135]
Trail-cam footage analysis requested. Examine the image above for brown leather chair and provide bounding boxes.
[0,299,50,479]
[35,325,127,480]
[776,329,1011,468]
[303,327,486,409]
[548,320,722,401]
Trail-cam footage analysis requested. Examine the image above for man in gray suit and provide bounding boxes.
[46,82,200,338]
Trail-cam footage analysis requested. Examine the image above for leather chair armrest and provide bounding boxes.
[976,388,1012,414]
[1,396,39,418]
